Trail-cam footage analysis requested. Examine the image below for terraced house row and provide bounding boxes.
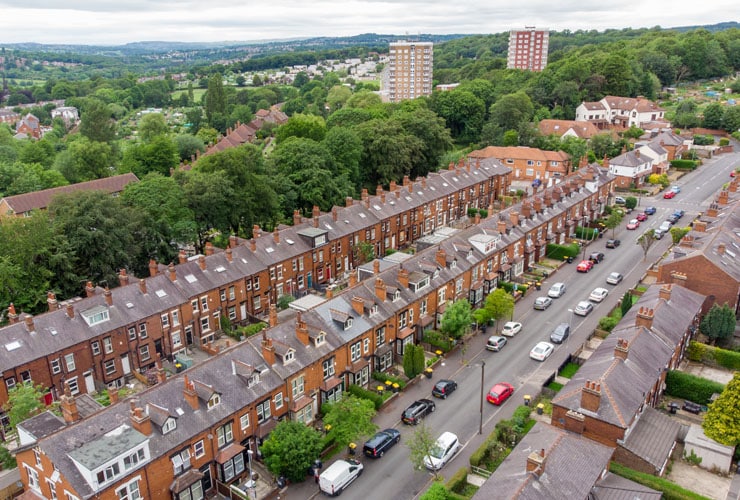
[10,162,614,499]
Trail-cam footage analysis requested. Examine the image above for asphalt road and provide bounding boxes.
[297,147,740,500]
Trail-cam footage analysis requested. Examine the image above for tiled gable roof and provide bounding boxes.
[1,173,139,215]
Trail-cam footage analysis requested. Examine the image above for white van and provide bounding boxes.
[319,459,364,496]
[423,431,461,470]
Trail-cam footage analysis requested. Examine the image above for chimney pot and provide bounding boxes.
[66,303,74,319]
[25,314,35,332]
[47,291,58,312]
[205,242,214,256]
[273,228,280,244]
[139,279,147,295]
[85,281,95,297]
[149,259,158,277]
[118,268,129,287]
[104,286,112,306]
[249,239,256,252]
[269,304,278,328]
[178,250,187,264]
[198,255,206,271]
[8,303,18,324]
[226,247,232,262]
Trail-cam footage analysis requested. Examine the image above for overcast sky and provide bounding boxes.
[1,1,737,45]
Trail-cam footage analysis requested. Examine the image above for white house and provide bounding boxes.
[606,149,654,189]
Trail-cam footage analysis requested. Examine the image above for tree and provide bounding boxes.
[403,343,417,379]
[275,113,327,143]
[703,372,740,446]
[699,303,736,345]
[625,196,638,210]
[439,299,473,340]
[604,211,623,238]
[204,73,226,125]
[260,420,323,483]
[412,344,425,377]
[174,134,206,162]
[54,137,115,183]
[620,291,633,317]
[488,92,534,135]
[430,90,485,143]
[138,113,169,142]
[482,288,515,332]
[703,102,725,130]
[353,241,375,264]
[407,422,439,478]
[322,395,377,450]
[79,99,116,143]
[636,230,655,261]
[420,482,452,500]
[670,226,690,245]
[3,382,47,432]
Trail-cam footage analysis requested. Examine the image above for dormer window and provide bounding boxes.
[393,290,401,301]
[451,260,457,269]
[370,305,378,316]
[207,393,221,410]
[162,418,176,434]
[247,373,260,388]
[315,331,326,346]
[283,350,295,363]
[82,305,110,326]
[344,318,353,330]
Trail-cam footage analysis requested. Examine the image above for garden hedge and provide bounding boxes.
[347,384,384,410]
[545,243,580,261]
[670,159,699,170]
[664,370,725,404]
[686,341,740,370]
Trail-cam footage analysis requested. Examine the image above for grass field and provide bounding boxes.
[171,88,207,102]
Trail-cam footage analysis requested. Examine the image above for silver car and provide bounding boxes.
[606,272,623,285]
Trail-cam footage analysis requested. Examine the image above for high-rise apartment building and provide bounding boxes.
[507,27,549,71]
[387,41,433,102]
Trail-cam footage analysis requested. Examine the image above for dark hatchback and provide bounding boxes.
[363,428,401,458]
[432,379,458,399]
[402,399,436,425]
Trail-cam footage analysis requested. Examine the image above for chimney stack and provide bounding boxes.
[273,228,280,244]
[706,203,719,217]
[66,303,74,319]
[198,255,206,271]
[374,278,387,302]
[533,196,543,213]
[103,286,113,306]
[139,279,147,295]
[718,243,726,255]
[349,271,357,288]
[109,389,119,405]
[693,220,707,232]
[670,271,688,285]
[149,259,158,277]
[580,380,602,413]
[614,338,630,361]
[168,263,177,282]
[526,448,546,476]
[47,291,58,312]
[261,331,276,365]
[178,250,187,264]
[229,235,237,249]
[225,247,232,262]
[351,296,364,316]
[268,303,278,328]
[373,260,380,275]
[129,401,152,436]
[85,281,95,297]
[497,218,508,234]
[346,196,353,208]
[24,314,35,333]
[295,312,309,345]
[509,211,520,226]
[249,239,256,252]
[205,242,214,256]
[659,284,672,302]
[183,376,199,410]
[332,206,338,222]
[435,247,447,268]
[402,175,410,187]
[60,383,80,424]
[253,224,261,238]
[118,269,129,287]
[718,190,729,205]
[635,307,655,330]
[7,303,18,324]
[390,180,397,192]
[361,188,368,202]
[398,268,409,288]
[521,200,532,219]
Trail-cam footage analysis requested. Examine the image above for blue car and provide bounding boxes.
[644,206,657,215]
[672,210,685,219]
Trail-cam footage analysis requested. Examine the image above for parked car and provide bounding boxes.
[486,335,507,352]
[589,287,609,303]
[672,209,685,219]
[606,272,623,285]
[423,432,461,471]
[530,341,555,361]
[549,323,571,344]
[653,229,664,239]
[614,196,626,205]
[548,282,566,298]
[644,206,657,215]
[319,459,364,496]
[501,321,522,337]
[626,219,640,230]
[671,185,681,193]
[659,221,672,233]
[432,379,458,399]
[574,300,594,317]
[486,382,515,405]
[606,239,621,248]
[636,213,648,222]
[588,252,604,263]
[401,399,436,425]
[576,260,594,272]
[663,190,676,199]
[533,296,553,310]
[667,214,680,224]
[363,429,401,458]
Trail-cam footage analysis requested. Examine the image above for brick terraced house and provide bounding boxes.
[9,164,616,499]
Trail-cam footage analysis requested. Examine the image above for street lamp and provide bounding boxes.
[479,360,486,435]
[246,449,256,498]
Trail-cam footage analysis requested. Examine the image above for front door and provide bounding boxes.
[121,354,131,375]
[83,370,95,394]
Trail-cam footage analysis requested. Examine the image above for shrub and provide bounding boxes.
[239,322,268,338]
[479,209,488,219]
[372,371,407,389]
[277,294,294,310]
[670,159,699,170]
[575,226,599,239]
[558,362,580,378]
[598,315,619,332]
[423,330,453,352]
[719,138,730,146]
[686,341,705,362]
[545,243,580,260]
[446,467,469,494]
[467,207,478,218]
[687,341,740,370]
[610,461,711,500]
[665,370,725,404]
[346,384,384,410]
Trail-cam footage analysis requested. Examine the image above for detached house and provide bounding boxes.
[15,113,42,139]
[576,96,666,130]
[604,148,654,189]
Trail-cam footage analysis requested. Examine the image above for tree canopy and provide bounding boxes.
[260,420,323,483]
[322,395,377,449]
[703,372,740,446]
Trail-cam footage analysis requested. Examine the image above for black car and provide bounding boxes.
[402,399,436,425]
[363,428,401,458]
[606,239,620,248]
[432,379,458,399]
[667,214,679,224]
[589,252,605,263]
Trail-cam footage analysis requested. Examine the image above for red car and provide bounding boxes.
[487,382,514,405]
[663,190,676,199]
[636,213,648,221]
[576,260,593,272]
[626,219,640,230]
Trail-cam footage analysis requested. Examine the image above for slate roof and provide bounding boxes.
[590,472,662,500]
[473,422,613,500]
[620,406,682,472]
[1,173,139,215]
[608,150,652,169]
